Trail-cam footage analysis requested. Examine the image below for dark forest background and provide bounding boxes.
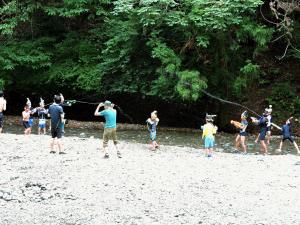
[0,0,299,130]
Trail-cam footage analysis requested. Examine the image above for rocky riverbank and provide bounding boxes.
[0,133,299,225]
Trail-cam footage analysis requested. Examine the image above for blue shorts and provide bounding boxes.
[239,132,248,137]
[204,137,214,148]
[39,119,46,129]
[258,131,267,141]
[150,131,156,141]
[28,118,34,127]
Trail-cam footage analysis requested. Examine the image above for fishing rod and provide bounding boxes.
[64,99,135,123]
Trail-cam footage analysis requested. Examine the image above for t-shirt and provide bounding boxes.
[37,108,48,120]
[258,117,268,133]
[282,123,291,138]
[48,103,64,128]
[240,120,248,133]
[202,123,217,139]
[99,109,117,128]
[266,115,272,128]
[146,118,158,132]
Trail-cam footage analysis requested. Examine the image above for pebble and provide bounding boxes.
[0,133,299,225]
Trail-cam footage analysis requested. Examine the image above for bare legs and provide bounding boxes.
[205,148,213,157]
[24,127,31,135]
[278,140,300,154]
[235,135,247,153]
[150,140,159,150]
[50,138,63,153]
[260,140,268,155]
[38,127,46,135]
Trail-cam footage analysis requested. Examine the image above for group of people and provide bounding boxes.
[21,94,66,153]
[202,105,300,157]
[0,91,299,158]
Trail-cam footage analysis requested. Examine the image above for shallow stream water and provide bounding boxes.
[3,123,299,155]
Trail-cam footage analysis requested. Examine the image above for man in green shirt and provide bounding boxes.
[94,100,121,158]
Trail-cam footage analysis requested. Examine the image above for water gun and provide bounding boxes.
[230,120,243,129]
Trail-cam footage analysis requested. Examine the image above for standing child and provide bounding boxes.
[26,98,35,130]
[251,112,269,155]
[202,114,218,157]
[36,98,48,135]
[255,105,272,144]
[22,105,31,135]
[231,111,248,153]
[277,117,300,154]
[146,111,159,150]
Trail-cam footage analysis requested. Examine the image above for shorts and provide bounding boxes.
[39,124,46,129]
[239,132,248,137]
[258,131,267,141]
[204,137,214,149]
[28,118,34,127]
[39,119,46,129]
[23,121,30,129]
[0,112,3,128]
[282,136,295,143]
[51,127,62,139]
[103,128,118,148]
[150,131,156,141]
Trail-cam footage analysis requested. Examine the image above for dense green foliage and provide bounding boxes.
[0,0,299,122]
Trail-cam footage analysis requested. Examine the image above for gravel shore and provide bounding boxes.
[0,133,299,225]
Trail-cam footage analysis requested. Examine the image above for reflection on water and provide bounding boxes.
[3,124,299,155]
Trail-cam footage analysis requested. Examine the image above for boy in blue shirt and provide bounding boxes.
[94,100,121,159]
[277,117,300,154]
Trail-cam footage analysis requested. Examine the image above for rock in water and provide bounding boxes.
[274,149,282,154]
[79,133,86,138]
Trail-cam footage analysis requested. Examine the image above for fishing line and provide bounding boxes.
[200,89,260,117]
[199,89,282,130]
[64,99,135,123]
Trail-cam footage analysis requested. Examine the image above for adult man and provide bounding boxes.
[94,100,121,158]
[0,91,7,133]
[48,95,65,154]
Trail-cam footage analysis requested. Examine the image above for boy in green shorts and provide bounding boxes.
[94,100,121,159]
